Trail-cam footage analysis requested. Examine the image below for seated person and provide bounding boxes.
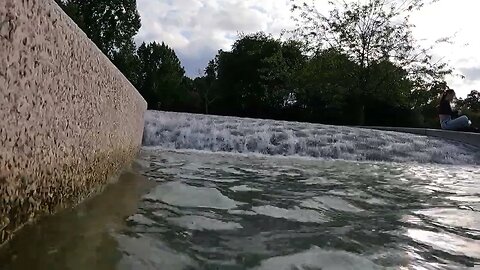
[438,89,478,132]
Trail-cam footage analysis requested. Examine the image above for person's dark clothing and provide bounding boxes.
[438,99,459,118]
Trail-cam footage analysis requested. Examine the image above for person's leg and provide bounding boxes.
[440,120,449,130]
[443,115,471,130]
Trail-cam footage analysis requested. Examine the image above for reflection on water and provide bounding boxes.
[0,170,153,270]
[1,149,480,269]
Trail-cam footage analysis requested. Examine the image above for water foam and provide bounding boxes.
[168,215,243,231]
[253,246,381,270]
[144,181,241,210]
[143,110,480,165]
[252,205,329,223]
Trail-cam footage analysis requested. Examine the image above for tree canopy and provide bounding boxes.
[55,0,141,84]
[136,42,187,111]
[290,0,452,124]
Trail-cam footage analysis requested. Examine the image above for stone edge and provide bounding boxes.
[359,126,480,148]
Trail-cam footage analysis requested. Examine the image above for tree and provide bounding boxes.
[459,90,480,112]
[214,32,305,117]
[178,77,202,113]
[409,81,448,127]
[136,42,186,110]
[291,0,451,124]
[293,49,357,123]
[456,90,480,128]
[193,59,220,114]
[54,0,141,84]
[294,49,423,126]
[55,0,141,59]
[111,41,141,87]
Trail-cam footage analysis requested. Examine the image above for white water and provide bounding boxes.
[143,111,479,165]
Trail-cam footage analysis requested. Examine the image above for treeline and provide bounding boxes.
[55,0,479,127]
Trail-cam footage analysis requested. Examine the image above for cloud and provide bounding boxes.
[409,0,480,96]
[135,0,293,77]
[177,47,218,77]
[460,67,480,82]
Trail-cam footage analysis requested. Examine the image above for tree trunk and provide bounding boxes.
[349,91,366,126]
[356,104,365,126]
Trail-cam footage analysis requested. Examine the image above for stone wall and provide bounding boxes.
[360,127,480,148]
[0,0,147,244]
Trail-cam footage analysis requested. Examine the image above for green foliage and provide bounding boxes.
[214,33,305,117]
[55,0,140,58]
[112,41,141,87]
[293,49,356,123]
[458,90,480,112]
[457,90,480,127]
[136,42,187,110]
[409,81,448,128]
[290,0,452,124]
[191,59,220,114]
[55,0,141,84]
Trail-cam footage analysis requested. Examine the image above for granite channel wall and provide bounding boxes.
[0,0,147,245]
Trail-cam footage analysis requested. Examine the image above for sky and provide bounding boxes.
[135,0,480,98]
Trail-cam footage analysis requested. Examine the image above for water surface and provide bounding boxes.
[3,149,479,269]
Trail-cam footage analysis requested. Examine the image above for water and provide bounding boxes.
[133,149,480,269]
[143,111,480,165]
[2,149,480,269]
[2,111,480,269]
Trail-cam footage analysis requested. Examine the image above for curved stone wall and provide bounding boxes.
[360,127,480,148]
[0,0,147,244]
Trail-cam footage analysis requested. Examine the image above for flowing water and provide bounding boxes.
[1,111,480,270]
[142,111,480,165]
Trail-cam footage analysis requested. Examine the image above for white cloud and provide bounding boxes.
[135,0,293,76]
[136,0,480,97]
[409,0,480,97]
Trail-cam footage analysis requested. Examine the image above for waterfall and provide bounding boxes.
[142,111,479,165]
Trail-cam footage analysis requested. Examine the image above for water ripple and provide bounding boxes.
[122,149,480,269]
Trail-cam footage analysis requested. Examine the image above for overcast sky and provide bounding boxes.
[135,0,480,97]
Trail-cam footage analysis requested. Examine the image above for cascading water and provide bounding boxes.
[143,110,480,165]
